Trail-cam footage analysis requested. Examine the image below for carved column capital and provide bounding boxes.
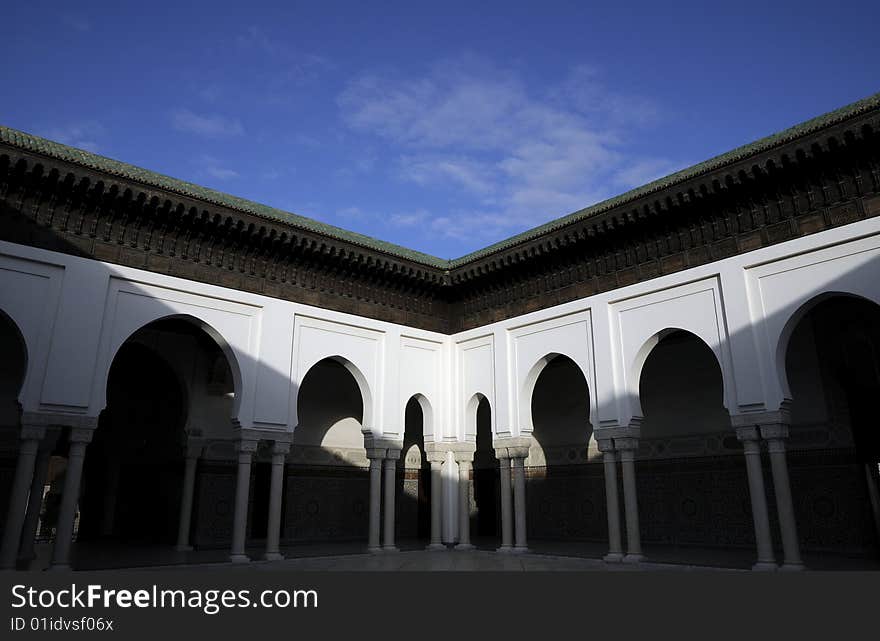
[614,437,639,452]
[759,424,790,443]
[271,440,291,456]
[185,440,205,459]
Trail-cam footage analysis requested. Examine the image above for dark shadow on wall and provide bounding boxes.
[472,396,499,543]
[634,331,753,553]
[526,356,604,543]
[396,396,430,545]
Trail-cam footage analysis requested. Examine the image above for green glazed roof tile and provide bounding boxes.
[2,90,879,270]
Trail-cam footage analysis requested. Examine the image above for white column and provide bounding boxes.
[383,451,399,551]
[617,437,643,563]
[367,454,383,553]
[498,454,513,551]
[0,424,46,569]
[50,427,95,570]
[175,442,202,552]
[229,438,257,564]
[427,457,444,550]
[736,427,776,570]
[18,442,53,564]
[761,424,804,570]
[511,455,528,552]
[264,440,290,561]
[455,458,474,549]
[598,438,623,563]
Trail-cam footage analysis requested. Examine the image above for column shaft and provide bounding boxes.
[367,458,382,552]
[175,454,199,552]
[766,436,804,570]
[619,444,643,563]
[50,437,90,570]
[428,461,444,550]
[456,460,473,549]
[0,436,42,569]
[498,456,513,551]
[264,448,287,561]
[18,446,52,564]
[512,457,528,552]
[738,428,776,570]
[383,457,398,550]
[229,445,254,563]
[601,447,624,562]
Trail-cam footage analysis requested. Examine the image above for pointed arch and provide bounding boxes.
[0,308,28,404]
[630,328,730,422]
[520,352,591,434]
[404,393,434,442]
[294,355,374,437]
[774,291,880,402]
[98,313,243,419]
[464,392,491,441]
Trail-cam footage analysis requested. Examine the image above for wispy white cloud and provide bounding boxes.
[387,209,431,228]
[196,154,240,182]
[337,206,365,219]
[46,121,106,152]
[398,155,496,196]
[171,109,245,138]
[338,54,682,247]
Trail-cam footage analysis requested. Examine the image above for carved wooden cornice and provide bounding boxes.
[1,92,879,333]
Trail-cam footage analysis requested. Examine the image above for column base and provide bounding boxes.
[780,562,805,572]
[382,546,400,553]
[263,552,285,561]
[455,543,475,551]
[603,552,624,563]
[511,546,529,554]
[48,564,72,571]
[623,553,644,564]
[751,561,777,571]
[426,543,446,551]
[174,545,193,553]
[229,554,250,564]
[495,544,513,553]
[367,546,384,554]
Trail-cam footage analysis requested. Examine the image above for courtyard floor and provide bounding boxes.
[21,538,880,572]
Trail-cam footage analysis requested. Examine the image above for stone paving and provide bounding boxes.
[126,548,738,572]
[25,539,879,572]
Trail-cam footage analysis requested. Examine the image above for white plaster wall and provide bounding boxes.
[450,215,880,439]
[399,335,444,442]
[3,212,880,456]
[508,311,595,436]
[454,334,495,440]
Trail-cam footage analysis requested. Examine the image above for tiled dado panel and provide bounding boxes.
[524,449,878,554]
[282,467,369,543]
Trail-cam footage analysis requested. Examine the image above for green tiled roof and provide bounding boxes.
[2,90,879,271]
[447,90,880,267]
[0,125,446,268]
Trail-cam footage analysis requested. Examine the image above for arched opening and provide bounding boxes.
[288,358,370,547]
[73,317,236,569]
[525,354,598,545]
[470,394,498,544]
[397,395,431,545]
[636,329,748,564]
[0,311,28,548]
[782,295,880,561]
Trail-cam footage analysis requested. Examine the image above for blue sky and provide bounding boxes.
[3,1,878,259]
